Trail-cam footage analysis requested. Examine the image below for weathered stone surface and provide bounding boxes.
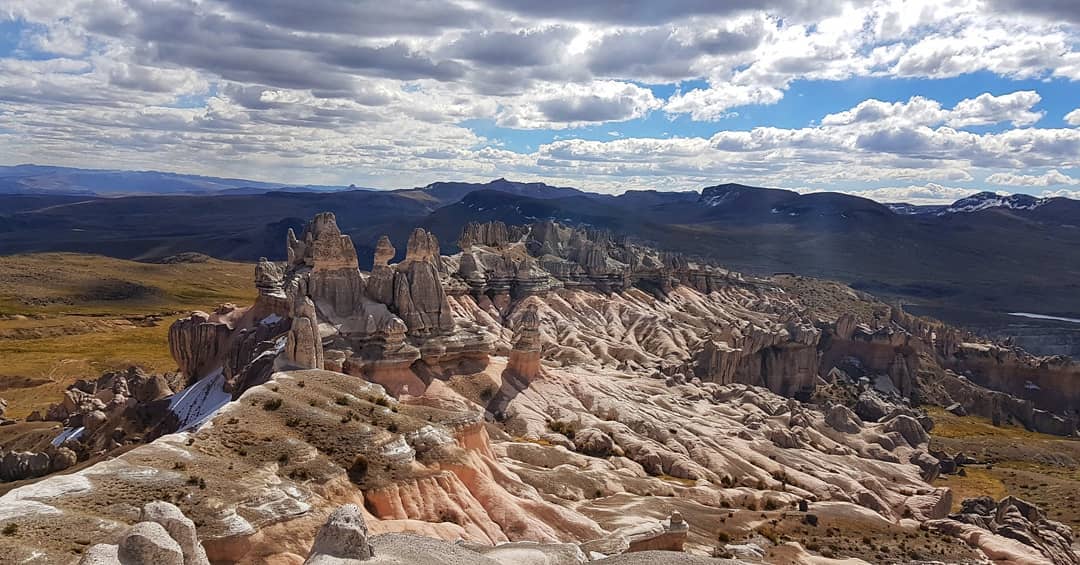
[574,428,615,457]
[117,522,185,565]
[825,404,863,433]
[373,235,395,268]
[169,310,233,381]
[305,504,374,563]
[79,544,120,565]
[141,501,210,565]
[289,212,360,271]
[285,297,324,370]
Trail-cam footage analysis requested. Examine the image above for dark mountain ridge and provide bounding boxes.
[2,176,1078,350]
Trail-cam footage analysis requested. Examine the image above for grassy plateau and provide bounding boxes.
[0,253,255,418]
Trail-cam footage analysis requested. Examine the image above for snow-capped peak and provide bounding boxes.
[938,191,1045,215]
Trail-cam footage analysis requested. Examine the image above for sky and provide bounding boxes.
[1,0,1079,204]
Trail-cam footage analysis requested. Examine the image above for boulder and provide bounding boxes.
[117,522,185,565]
[305,504,374,563]
[884,414,929,447]
[854,391,892,422]
[141,501,210,565]
[825,404,862,433]
[79,544,120,565]
[50,447,78,472]
[574,428,615,457]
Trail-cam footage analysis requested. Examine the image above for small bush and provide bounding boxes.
[374,396,390,407]
[335,396,350,406]
[285,417,301,428]
[278,453,290,465]
[2,523,17,536]
[263,397,283,411]
[348,455,369,482]
[387,422,399,433]
[803,513,819,527]
[297,380,306,388]
[717,532,731,543]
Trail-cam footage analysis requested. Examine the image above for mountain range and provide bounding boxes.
[0,164,355,196]
[1,172,1078,343]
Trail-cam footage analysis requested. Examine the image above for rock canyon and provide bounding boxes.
[0,213,1077,564]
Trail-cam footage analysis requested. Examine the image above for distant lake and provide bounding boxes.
[1008,312,1080,324]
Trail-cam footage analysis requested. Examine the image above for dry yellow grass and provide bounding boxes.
[934,467,1008,512]
[925,406,1040,440]
[928,406,1080,528]
[0,253,255,417]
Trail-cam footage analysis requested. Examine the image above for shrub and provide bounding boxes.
[335,396,350,406]
[348,455,369,482]
[2,523,17,536]
[263,397,283,411]
[285,417,301,428]
[717,532,731,543]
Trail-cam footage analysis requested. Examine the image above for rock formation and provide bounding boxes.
[305,504,374,564]
[79,502,209,565]
[927,496,1078,565]
[505,304,541,381]
[3,212,1079,564]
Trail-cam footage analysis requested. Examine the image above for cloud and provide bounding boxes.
[987,169,1080,186]
[586,20,766,82]
[987,0,1080,24]
[479,0,839,25]
[495,81,662,129]
[665,84,784,121]
[1,0,1080,191]
[447,27,575,68]
[839,183,983,205]
[822,91,1043,128]
[947,91,1043,127]
[1042,188,1080,199]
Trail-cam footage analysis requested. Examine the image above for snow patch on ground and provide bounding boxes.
[51,426,84,446]
[1009,312,1080,324]
[939,192,1044,215]
[168,368,232,432]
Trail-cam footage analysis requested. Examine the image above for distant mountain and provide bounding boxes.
[939,191,1044,215]
[2,176,1079,331]
[394,178,599,206]
[887,191,1048,216]
[0,164,356,196]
